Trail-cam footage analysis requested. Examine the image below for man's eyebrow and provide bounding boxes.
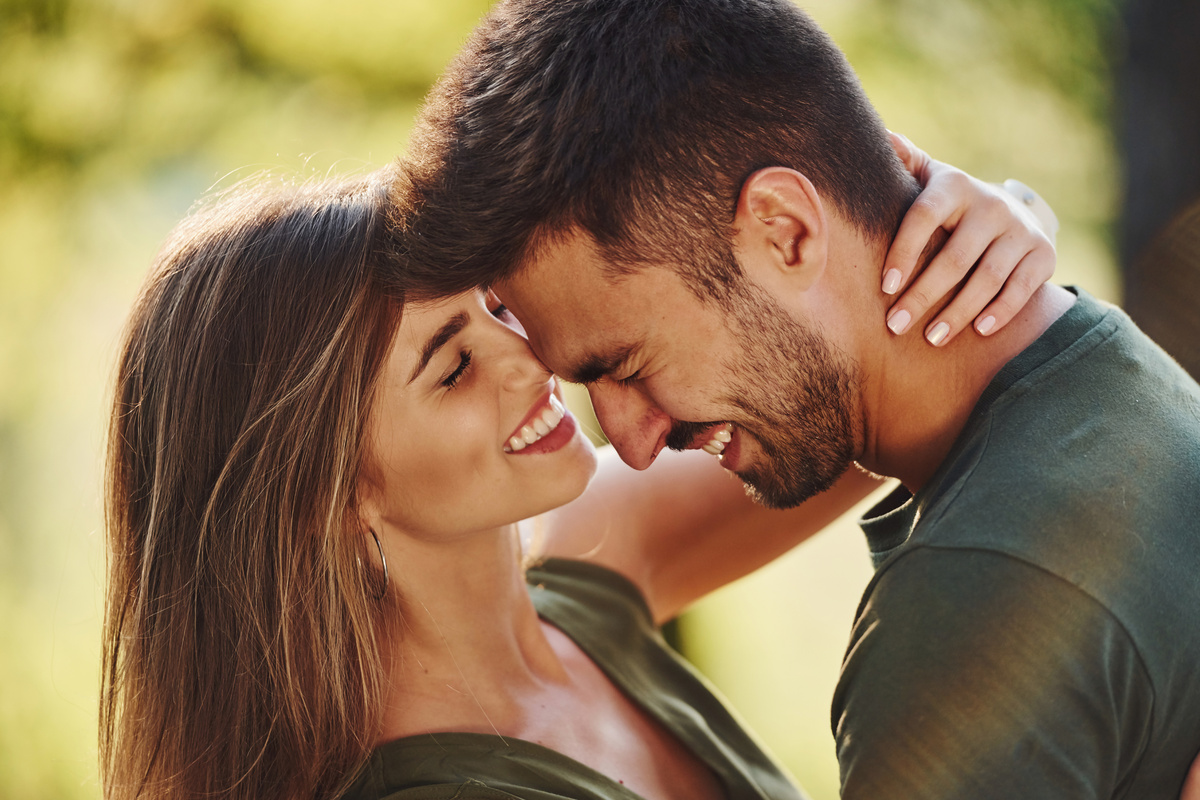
[569,344,637,385]
[408,311,470,384]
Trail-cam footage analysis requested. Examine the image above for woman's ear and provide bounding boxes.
[732,167,828,292]
[355,474,392,596]
[356,460,386,535]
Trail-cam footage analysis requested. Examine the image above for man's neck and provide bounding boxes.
[854,278,1075,494]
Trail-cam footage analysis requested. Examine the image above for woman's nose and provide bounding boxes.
[498,330,552,391]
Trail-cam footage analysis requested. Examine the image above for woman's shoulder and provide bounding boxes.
[525,557,648,603]
[524,557,656,634]
[338,732,642,800]
[358,783,522,800]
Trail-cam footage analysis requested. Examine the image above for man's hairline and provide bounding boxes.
[507,173,902,275]
[498,172,909,321]
[513,221,638,278]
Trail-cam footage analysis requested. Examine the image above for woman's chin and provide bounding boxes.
[530,435,599,516]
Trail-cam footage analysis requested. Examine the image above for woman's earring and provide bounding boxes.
[370,529,388,599]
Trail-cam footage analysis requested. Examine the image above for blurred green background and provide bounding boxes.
[0,0,1135,797]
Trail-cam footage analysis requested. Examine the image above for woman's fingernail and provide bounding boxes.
[882,268,902,295]
[887,309,911,335]
[926,321,950,346]
[976,315,996,335]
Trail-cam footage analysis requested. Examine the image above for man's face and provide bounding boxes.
[495,230,861,508]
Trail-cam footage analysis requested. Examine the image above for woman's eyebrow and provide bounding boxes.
[408,311,471,384]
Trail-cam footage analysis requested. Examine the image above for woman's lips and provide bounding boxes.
[511,406,577,455]
[504,390,575,455]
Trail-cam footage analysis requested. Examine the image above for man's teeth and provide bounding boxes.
[701,424,733,455]
[505,395,566,452]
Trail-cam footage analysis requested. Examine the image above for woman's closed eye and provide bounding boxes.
[442,351,473,389]
[439,296,524,390]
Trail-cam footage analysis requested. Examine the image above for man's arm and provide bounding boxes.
[834,547,1155,798]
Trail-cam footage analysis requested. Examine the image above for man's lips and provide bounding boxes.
[696,423,733,455]
[716,426,741,471]
[668,421,732,453]
[663,420,742,471]
[677,422,741,472]
[666,419,722,451]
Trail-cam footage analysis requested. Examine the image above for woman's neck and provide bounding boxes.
[375,522,566,742]
[369,522,729,800]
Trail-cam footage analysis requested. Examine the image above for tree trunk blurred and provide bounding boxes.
[1118,0,1200,378]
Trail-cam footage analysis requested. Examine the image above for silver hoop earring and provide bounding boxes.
[370,529,388,599]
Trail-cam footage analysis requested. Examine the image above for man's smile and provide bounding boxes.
[699,423,733,456]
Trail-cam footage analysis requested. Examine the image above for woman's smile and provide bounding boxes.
[504,390,575,454]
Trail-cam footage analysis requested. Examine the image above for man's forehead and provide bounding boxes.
[510,306,634,382]
[497,240,636,325]
[506,232,613,296]
[496,282,641,383]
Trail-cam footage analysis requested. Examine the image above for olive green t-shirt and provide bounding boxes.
[833,288,1200,798]
[341,558,806,800]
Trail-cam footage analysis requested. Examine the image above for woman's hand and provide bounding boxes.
[883,132,1057,347]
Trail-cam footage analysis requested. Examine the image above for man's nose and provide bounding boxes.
[587,381,672,470]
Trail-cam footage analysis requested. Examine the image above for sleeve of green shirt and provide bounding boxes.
[832,548,1155,799]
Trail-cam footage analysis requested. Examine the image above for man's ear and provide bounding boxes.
[732,167,827,292]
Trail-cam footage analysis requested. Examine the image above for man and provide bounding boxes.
[397,0,1200,795]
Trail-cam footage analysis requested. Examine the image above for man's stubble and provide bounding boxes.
[667,271,861,509]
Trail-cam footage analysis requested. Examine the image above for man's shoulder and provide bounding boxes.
[845,298,1200,796]
[899,308,1200,695]
[918,292,1200,563]
[836,545,1157,800]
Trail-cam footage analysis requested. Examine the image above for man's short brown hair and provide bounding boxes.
[394,0,919,302]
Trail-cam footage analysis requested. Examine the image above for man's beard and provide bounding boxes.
[668,280,859,510]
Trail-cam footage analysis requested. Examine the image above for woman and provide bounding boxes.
[100,146,1057,800]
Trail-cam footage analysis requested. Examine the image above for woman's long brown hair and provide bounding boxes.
[102,167,403,800]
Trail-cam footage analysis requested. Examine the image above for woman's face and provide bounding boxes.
[363,290,597,540]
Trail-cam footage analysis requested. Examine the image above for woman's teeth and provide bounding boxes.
[505,395,566,453]
[702,424,733,456]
